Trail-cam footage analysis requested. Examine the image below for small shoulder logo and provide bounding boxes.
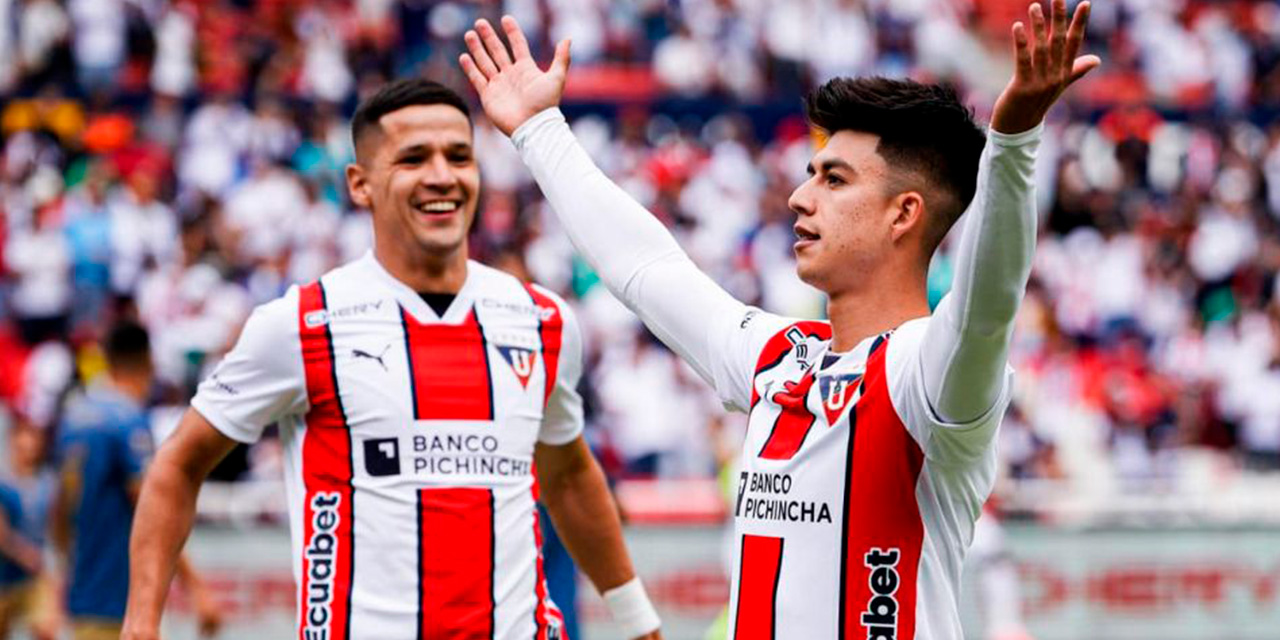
[497,346,538,388]
[819,373,863,425]
[352,344,390,371]
[304,310,329,328]
[785,327,811,368]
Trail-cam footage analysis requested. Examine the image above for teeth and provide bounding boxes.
[795,229,819,241]
[418,201,458,213]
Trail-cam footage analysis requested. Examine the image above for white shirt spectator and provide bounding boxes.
[108,182,178,295]
[150,2,197,97]
[222,166,307,262]
[68,0,125,71]
[4,222,71,320]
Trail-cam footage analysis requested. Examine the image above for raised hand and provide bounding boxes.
[991,0,1099,135]
[460,16,571,137]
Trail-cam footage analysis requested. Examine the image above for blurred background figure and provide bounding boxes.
[0,420,56,640]
[50,322,219,639]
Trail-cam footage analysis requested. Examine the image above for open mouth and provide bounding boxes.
[794,226,820,242]
[413,200,461,216]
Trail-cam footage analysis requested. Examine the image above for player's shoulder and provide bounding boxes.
[241,284,303,338]
[747,310,831,358]
[880,316,931,381]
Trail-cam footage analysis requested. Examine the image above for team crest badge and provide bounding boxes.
[818,373,862,425]
[497,346,537,389]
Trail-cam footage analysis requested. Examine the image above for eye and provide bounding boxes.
[448,148,474,164]
[397,154,425,165]
[825,173,844,187]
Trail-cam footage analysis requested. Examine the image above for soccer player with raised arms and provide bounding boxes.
[460,1,1097,637]
[122,79,661,640]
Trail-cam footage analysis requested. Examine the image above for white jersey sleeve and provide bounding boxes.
[887,318,1013,464]
[190,287,308,444]
[536,287,585,445]
[919,124,1041,427]
[513,108,791,413]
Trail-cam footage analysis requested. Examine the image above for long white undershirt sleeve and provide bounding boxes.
[919,124,1042,425]
[512,108,773,409]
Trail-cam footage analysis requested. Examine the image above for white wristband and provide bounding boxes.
[602,577,661,638]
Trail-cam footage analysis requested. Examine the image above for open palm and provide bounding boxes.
[991,0,1100,134]
[460,17,571,137]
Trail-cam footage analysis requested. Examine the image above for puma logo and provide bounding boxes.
[352,344,390,370]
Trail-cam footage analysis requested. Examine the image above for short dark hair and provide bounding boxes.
[104,320,152,373]
[804,76,986,257]
[350,77,471,152]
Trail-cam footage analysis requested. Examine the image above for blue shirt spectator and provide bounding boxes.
[56,381,154,621]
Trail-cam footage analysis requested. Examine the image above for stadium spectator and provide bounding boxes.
[51,321,220,640]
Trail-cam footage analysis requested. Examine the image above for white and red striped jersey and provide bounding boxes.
[192,253,580,640]
[511,108,1043,640]
[716,313,1008,640]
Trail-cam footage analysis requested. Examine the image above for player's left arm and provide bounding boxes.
[123,423,223,638]
[532,295,661,640]
[535,438,660,640]
[921,0,1098,424]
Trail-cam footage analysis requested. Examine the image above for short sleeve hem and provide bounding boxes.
[190,400,262,445]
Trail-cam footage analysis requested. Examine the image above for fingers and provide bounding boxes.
[475,19,513,70]
[551,38,572,78]
[463,29,498,79]
[1029,3,1049,79]
[1012,21,1033,81]
[1064,1,1091,68]
[501,15,533,61]
[459,53,488,90]
[1068,54,1102,85]
[1049,0,1067,73]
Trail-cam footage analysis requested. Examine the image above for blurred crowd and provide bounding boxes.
[2,0,1280,504]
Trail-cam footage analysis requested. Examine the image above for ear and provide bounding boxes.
[345,163,371,210]
[888,191,926,244]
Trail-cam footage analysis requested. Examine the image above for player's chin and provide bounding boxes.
[410,226,466,255]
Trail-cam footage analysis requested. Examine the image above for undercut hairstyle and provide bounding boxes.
[350,78,471,156]
[104,320,152,373]
[804,76,987,258]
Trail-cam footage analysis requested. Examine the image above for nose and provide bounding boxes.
[788,179,814,217]
[420,154,457,191]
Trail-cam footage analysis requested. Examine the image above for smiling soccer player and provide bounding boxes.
[122,79,661,640]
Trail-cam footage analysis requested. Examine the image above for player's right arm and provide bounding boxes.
[461,17,785,410]
[121,410,236,640]
[123,291,307,640]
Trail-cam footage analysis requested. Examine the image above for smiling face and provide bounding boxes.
[346,104,479,265]
[788,129,922,294]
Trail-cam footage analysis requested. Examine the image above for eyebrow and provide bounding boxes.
[394,141,472,156]
[807,158,856,176]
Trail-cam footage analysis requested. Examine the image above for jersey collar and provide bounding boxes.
[356,251,479,325]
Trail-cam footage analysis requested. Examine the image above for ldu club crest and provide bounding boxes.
[497,346,537,389]
[818,373,862,425]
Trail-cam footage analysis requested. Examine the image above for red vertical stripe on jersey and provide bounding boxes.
[402,307,494,420]
[758,373,818,460]
[750,321,832,407]
[530,498,551,639]
[418,487,495,640]
[734,534,784,640]
[839,339,925,640]
[524,284,563,408]
[298,281,354,640]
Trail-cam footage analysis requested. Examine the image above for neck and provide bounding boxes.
[374,239,469,294]
[826,271,930,353]
[108,372,150,405]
